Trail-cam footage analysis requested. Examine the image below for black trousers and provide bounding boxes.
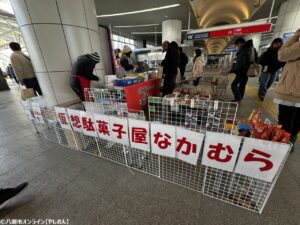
[231,75,248,101]
[179,66,186,80]
[23,77,42,95]
[278,104,300,140]
[161,74,176,97]
[70,76,84,101]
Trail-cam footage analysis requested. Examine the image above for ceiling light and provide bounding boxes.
[114,24,159,28]
[97,4,180,18]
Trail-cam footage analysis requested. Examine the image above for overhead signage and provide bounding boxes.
[186,24,272,40]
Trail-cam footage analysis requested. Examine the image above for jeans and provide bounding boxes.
[231,75,248,101]
[258,72,276,99]
[278,104,300,142]
[23,77,42,95]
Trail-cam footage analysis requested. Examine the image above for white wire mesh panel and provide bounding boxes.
[160,156,205,191]
[148,96,237,134]
[84,88,128,116]
[96,138,127,165]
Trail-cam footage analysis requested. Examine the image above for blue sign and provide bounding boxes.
[186,32,210,40]
[282,32,294,42]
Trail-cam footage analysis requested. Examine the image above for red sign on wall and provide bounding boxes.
[210,24,272,38]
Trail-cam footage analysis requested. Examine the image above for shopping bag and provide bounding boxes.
[247,63,262,77]
[20,88,35,100]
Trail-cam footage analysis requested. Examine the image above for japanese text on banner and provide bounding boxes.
[94,113,112,141]
[151,123,176,158]
[80,111,98,137]
[128,119,150,152]
[67,109,83,132]
[201,132,242,172]
[176,127,205,165]
[234,138,290,182]
[55,107,72,130]
[109,117,129,145]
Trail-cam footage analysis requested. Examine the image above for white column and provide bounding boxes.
[273,0,300,38]
[245,33,262,50]
[162,19,182,44]
[10,0,106,105]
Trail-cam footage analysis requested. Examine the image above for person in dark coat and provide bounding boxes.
[6,64,19,84]
[161,41,180,97]
[70,52,100,100]
[257,38,285,101]
[230,38,257,102]
[179,47,188,81]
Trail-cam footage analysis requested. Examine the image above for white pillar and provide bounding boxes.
[10,0,106,105]
[245,33,262,50]
[273,0,300,38]
[162,19,182,44]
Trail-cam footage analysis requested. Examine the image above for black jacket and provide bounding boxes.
[258,48,285,73]
[71,55,99,81]
[161,41,180,75]
[230,40,257,76]
[179,52,188,69]
[120,54,134,71]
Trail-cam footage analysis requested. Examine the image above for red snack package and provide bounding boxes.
[261,126,273,140]
[272,127,284,142]
[280,131,291,143]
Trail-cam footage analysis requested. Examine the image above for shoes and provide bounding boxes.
[0,182,28,210]
[257,97,264,101]
[231,99,241,103]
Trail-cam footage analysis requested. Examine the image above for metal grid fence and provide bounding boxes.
[22,94,291,214]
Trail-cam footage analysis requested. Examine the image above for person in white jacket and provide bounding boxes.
[9,42,42,95]
[192,49,205,86]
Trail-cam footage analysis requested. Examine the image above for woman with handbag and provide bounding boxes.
[258,38,285,101]
[274,29,300,151]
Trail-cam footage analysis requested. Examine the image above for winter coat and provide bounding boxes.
[192,56,205,78]
[179,52,188,69]
[10,51,36,82]
[161,41,180,75]
[71,54,99,81]
[120,54,134,76]
[275,34,300,103]
[230,40,257,76]
[259,48,285,73]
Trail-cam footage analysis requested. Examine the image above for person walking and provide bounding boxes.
[192,49,205,86]
[179,47,188,81]
[258,38,285,101]
[70,52,101,101]
[274,29,300,150]
[161,41,180,96]
[229,38,256,102]
[9,42,42,95]
[6,64,19,84]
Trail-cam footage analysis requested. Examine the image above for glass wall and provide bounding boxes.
[112,33,135,50]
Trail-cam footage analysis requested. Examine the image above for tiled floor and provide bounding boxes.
[0,79,299,225]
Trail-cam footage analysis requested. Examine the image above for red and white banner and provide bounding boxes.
[80,111,97,137]
[94,113,112,141]
[67,109,83,132]
[55,107,72,130]
[235,138,290,182]
[31,102,44,124]
[151,123,176,158]
[176,127,205,165]
[202,132,242,172]
[129,119,150,152]
[109,116,129,145]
